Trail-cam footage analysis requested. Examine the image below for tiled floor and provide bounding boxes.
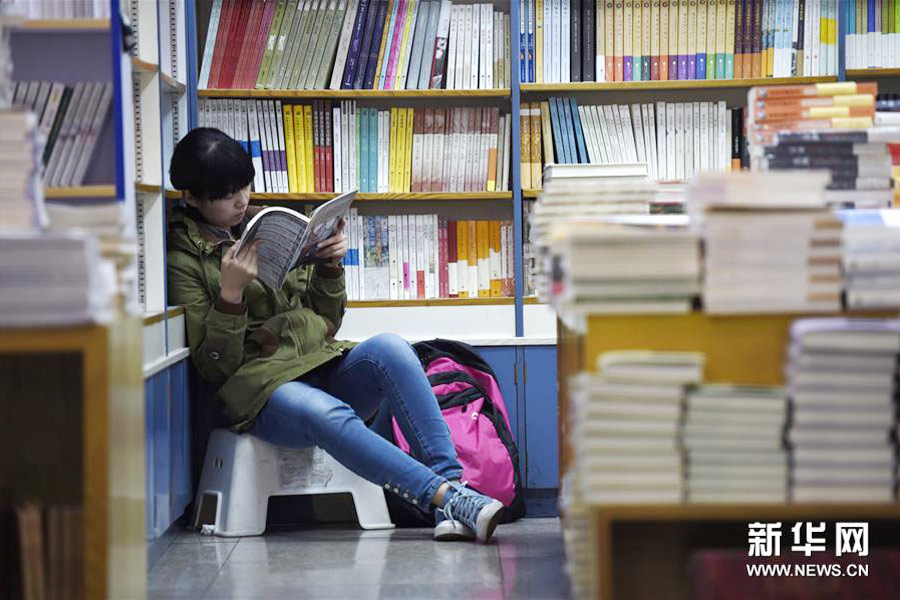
[148,517,572,600]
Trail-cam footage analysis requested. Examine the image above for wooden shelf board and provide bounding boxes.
[0,324,109,354]
[165,191,511,201]
[523,296,541,305]
[20,18,109,31]
[161,73,186,94]
[588,503,900,522]
[198,88,511,99]
[45,185,116,198]
[131,57,159,76]
[135,182,162,194]
[521,76,838,93]
[523,188,541,198]
[846,68,900,78]
[142,307,185,326]
[349,298,516,308]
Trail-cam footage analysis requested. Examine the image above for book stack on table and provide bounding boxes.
[787,318,900,503]
[838,208,900,310]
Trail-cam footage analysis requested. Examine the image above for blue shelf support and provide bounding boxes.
[110,0,126,201]
[511,0,524,338]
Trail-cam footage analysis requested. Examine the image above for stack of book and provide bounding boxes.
[13,504,84,600]
[522,98,744,188]
[844,0,900,70]
[518,0,840,83]
[692,171,844,314]
[0,109,46,229]
[12,81,113,187]
[559,480,597,600]
[570,351,705,504]
[344,211,515,300]
[684,385,789,503]
[747,81,898,209]
[199,0,510,91]
[838,209,900,310]
[0,231,117,326]
[787,318,900,503]
[199,98,511,193]
[8,0,111,18]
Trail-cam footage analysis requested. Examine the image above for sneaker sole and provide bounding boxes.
[433,528,475,541]
[474,500,504,543]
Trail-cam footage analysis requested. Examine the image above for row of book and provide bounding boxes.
[0,110,46,230]
[199,98,511,194]
[7,0,110,19]
[845,0,900,70]
[342,211,516,300]
[199,0,510,91]
[518,0,841,83]
[522,98,742,189]
[746,81,897,209]
[11,504,84,600]
[11,80,112,188]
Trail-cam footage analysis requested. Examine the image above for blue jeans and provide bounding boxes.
[252,333,463,511]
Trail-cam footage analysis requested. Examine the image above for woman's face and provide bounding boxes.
[186,185,250,228]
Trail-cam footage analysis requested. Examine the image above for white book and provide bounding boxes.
[811,0,821,76]
[399,0,422,89]
[346,207,356,299]
[484,4,494,89]
[38,82,66,143]
[470,4,481,89]
[46,82,92,186]
[406,215,415,299]
[67,83,113,187]
[674,102,684,181]
[33,81,51,121]
[489,221,500,295]
[699,101,709,174]
[266,101,283,193]
[655,102,667,181]
[340,102,349,193]
[198,0,223,88]
[348,101,357,192]
[257,101,273,192]
[329,0,360,89]
[460,5,473,89]
[683,101,693,180]
[332,105,343,192]
[619,105,638,162]
[447,5,461,89]
[479,109,491,190]
[630,104,647,172]
[356,213,366,299]
[596,0,605,80]
[551,0,561,83]
[59,82,104,187]
[600,105,619,163]
[398,214,407,299]
[560,0,570,82]
[710,99,719,172]
[430,214,438,298]
[692,102,700,176]
[790,0,800,74]
[452,108,464,191]
[468,222,479,298]
[578,106,596,162]
[245,101,264,192]
[416,215,426,299]
[388,214,399,299]
[641,104,655,180]
[499,220,507,296]
[717,100,727,174]
[593,105,612,164]
[411,110,423,191]
[274,100,289,193]
[377,110,386,192]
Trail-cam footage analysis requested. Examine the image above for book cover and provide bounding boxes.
[476,220,490,297]
[200,0,225,89]
[697,0,708,78]
[570,97,589,163]
[624,0,635,79]
[660,0,670,79]
[489,220,501,296]
[640,0,651,79]
[651,0,661,79]
[396,0,422,89]
[207,0,237,89]
[686,0,697,78]
[330,0,362,88]
[530,102,543,186]
[606,0,617,79]
[415,0,441,88]
[615,0,625,80]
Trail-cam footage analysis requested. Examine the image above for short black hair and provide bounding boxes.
[169,127,254,201]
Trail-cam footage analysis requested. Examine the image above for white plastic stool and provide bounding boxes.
[193,429,395,536]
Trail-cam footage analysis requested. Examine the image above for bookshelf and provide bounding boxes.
[519,76,841,94]
[19,19,111,31]
[845,68,900,78]
[557,310,900,600]
[199,88,512,98]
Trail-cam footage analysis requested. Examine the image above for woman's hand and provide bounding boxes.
[220,241,259,303]
[314,218,348,268]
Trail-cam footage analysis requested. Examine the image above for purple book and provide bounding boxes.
[668,54,679,80]
[624,57,633,81]
[362,0,389,88]
[353,0,382,88]
[341,0,372,89]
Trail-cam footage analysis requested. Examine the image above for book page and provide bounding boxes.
[296,190,357,264]
[240,211,307,289]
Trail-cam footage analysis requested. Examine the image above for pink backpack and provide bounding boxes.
[389,339,525,524]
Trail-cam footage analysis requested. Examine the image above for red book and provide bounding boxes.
[466,108,477,191]
[447,219,457,297]
[313,101,322,192]
[242,0,277,88]
[218,0,250,89]
[230,0,263,88]
[439,217,448,298]
[207,0,237,89]
[324,102,334,193]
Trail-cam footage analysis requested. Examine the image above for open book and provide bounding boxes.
[233,190,356,290]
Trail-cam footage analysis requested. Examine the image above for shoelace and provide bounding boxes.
[443,482,485,527]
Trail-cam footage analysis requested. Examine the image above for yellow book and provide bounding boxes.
[292,106,307,192]
[283,104,298,193]
[457,220,468,298]
[372,0,394,89]
[476,220,489,297]
[530,103,542,190]
[389,107,399,191]
[632,0,642,80]
[535,0,544,84]
[520,103,531,188]
[766,0,775,77]
[404,107,414,192]
[467,220,478,299]
[489,220,501,297]
[304,104,314,194]
[394,0,418,88]
[540,101,554,165]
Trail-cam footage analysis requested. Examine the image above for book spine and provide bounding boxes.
[687,0,697,78]
[284,104,298,192]
[489,220,501,297]
[342,0,372,88]
[624,0,634,79]
[651,0,661,79]
[697,0,708,79]
[207,0,237,89]
[199,0,225,89]
[467,220,479,297]
[659,0,670,79]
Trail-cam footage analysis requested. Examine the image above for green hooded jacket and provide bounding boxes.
[166,205,355,432]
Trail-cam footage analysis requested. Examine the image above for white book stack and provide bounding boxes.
[543,214,700,315]
[559,473,597,600]
[0,231,117,327]
[569,351,705,504]
[691,171,843,314]
[787,318,900,503]
[838,209,900,310]
[0,109,46,229]
[684,385,789,503]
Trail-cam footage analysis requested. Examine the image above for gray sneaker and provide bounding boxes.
[441,482,504,543]
[433,507,475,541]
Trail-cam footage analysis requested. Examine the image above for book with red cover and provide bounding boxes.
[207,0,237,88]
[313,101,323,192]
[416,218,425,298]
[324,101,334,193]
[230,0,264,88]
[434,108,447,191]
[447,218,457,297]
[411,108,424,192]
[242,0,278,88]
[693,549,900,600]
[219,0,251,89]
